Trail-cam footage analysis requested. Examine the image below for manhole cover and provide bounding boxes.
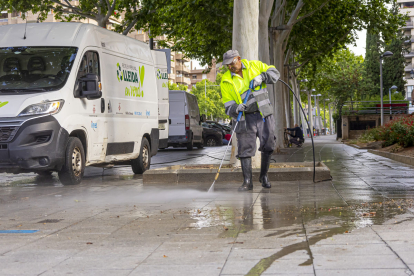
[37,219,63,224]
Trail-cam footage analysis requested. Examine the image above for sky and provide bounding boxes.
[347,29,367,58]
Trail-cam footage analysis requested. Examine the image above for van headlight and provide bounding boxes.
[18,100,64,117]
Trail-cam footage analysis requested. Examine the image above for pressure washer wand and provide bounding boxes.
[207,81,254,193]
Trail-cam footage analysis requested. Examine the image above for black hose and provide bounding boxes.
[278,79,316,183]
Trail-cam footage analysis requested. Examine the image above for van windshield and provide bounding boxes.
[0,47,78,93]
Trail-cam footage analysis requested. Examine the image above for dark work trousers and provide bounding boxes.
[290,138,302,146]
[235,112,276,158]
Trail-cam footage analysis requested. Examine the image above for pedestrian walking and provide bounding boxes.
[220,50,280,191]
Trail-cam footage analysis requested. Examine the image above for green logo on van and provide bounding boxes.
[157,69,168,80]
[117,62,146,98]
[0,101,8,108]
[116,63,123,82]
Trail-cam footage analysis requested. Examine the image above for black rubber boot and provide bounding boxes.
[238,157,253,192]
[259,151,273,188]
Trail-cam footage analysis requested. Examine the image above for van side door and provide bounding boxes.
[75,50,108,163]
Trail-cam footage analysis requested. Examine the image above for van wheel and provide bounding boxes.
[186,136,193,150]
[131,137,151,174]
[196,138,204,149]
[58,137,85,185]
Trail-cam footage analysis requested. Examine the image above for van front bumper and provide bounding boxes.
[0,115,68,173]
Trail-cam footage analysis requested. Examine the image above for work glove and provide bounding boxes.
[252,74,263,88]
[236,103,247,113]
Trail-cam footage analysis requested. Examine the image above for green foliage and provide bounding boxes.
[190,79,227,120]
[168,82,188,91]
[215,66,229,85]
[148,0,233,67]
[301,49,375,111]
[289,0,406,68]
[0,0,124,26]
[383,27,408,99]
[362,116,414,148]
[364,28,381,98]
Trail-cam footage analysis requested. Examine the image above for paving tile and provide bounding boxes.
[315,269,412,276]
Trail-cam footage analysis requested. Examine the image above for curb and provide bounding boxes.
[143,162,331,184]
[368,149,414,166]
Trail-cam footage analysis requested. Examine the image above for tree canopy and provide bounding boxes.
[190,79,227,120]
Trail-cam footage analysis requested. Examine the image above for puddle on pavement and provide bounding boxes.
[5,175,61,187]
[183,196,414,276]
[233,199,413,276]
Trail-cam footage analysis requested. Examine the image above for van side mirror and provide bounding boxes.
[74,73,102,100]
[200,114,206,122]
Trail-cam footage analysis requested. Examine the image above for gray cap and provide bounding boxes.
[222,50,240,65]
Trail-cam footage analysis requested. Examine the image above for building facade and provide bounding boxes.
[188,61,217,90]
[399,1,414,102]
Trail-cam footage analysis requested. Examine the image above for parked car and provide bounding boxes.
[206,120,231,135]
[202,123,223,147]
[168,90,204,150]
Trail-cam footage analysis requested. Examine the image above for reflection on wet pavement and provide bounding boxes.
[1,136,414,275]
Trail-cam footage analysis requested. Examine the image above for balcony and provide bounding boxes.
[177,65,190,73]
[191,78,203,84]
[401,8,414,17]
[405,52,414,58]
[175,53,190,62]
[170,60,175,68]
[403,21,414,29]
[176,76,191,85]
[168,73,176,80]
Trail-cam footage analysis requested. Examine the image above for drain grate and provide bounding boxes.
[37,219,63,224]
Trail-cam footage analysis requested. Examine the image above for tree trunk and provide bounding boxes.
[231,0,260,168]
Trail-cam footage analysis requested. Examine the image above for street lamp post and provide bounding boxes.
[389,85,398,115]
[380,51,393,125]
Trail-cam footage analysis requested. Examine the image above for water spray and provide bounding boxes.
[207,79,317,193]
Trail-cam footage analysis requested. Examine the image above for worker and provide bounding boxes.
[285,124,304,147]
[220,50,280,192]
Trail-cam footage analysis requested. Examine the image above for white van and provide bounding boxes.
[0,22,166,185]
[168,90,204,150]
[152,51,169,149]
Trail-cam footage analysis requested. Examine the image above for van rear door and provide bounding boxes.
[168,91,185,136]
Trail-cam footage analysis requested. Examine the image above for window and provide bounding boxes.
[202,74,207,80]
[192,75,197,79]
[0,46,78,93]
[76,51,100,80]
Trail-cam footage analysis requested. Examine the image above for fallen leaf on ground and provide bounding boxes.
[86,242,93,245]
[163,255,168,258]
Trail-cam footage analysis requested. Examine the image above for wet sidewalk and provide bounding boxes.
[0,135,414,275]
